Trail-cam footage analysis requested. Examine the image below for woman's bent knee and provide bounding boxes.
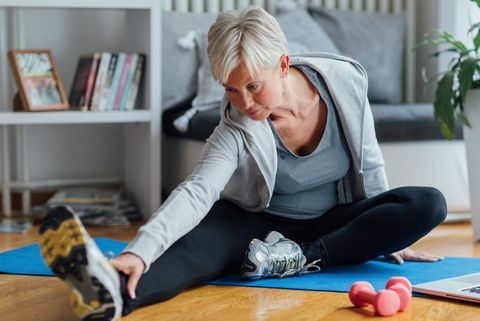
[409,186,447,229]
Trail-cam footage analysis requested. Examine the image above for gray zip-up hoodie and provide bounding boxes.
[123,53,389,271]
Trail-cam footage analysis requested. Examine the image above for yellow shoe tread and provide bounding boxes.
[40,218,85,267]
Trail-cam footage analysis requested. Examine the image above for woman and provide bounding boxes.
[40,6,447,321]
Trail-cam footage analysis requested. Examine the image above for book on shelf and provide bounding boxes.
[106,52,127,111]
[69,52,145,112]
[98,53,118,112]
[44,187,142,226]
[68,55,97,108]
[90,52,112,111]
[112,53,132,111]
[84,53,101,110]
[124,54,145,111]
[117,53,137,111]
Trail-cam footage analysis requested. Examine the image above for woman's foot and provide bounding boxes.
[39,206,123,321]
[240,231,322,280]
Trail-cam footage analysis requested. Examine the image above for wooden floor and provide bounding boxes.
[1,221,480,321]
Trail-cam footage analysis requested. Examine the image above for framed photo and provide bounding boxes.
[8,49,68,111]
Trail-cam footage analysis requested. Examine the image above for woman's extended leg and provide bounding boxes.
[122,200,281,315]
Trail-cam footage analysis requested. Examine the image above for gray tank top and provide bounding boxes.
[264,65,351,219]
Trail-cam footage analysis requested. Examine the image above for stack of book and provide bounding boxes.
[45,187,142,226]
[69,52,146,111]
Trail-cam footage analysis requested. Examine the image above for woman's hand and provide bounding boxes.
[384,247,445,264]
[109,253,146,299]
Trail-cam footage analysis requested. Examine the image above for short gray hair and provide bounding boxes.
[207,6,288,84]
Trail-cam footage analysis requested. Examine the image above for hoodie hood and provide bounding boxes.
[220,95,278,203]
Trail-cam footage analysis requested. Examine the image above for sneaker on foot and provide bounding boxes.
[39,206,123,321]
[240,231,322,280]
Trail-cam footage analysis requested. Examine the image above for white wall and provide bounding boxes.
[415,0,441,102]
[454,0,480,46]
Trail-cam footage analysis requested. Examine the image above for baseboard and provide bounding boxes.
[444,212,471,224]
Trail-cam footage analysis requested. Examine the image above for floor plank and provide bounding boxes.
[1,222,479,321]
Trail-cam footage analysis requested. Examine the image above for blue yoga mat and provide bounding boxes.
[0,237,127,276]
[208,257,480,295]
[1,238,480,295]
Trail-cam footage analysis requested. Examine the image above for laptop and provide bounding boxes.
[413,272,480,303]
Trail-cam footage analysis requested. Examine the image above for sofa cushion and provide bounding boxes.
[371,104,463,141]
[308,8,405,104]
[162,11,217,109]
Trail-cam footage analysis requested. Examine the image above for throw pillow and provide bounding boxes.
[191,32,225,110]
[161,11,217,109]
[276,9,340,54]
[308,7,406,104]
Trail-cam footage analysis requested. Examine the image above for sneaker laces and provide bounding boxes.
[280,258,323,278]
[268,253,323,278]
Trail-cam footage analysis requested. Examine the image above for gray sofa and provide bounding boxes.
[161,7,462,141]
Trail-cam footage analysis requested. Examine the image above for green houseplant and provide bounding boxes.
[417,0,480,140]
[418,0,480,240]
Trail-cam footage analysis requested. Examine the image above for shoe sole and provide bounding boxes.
[39,207,116,321]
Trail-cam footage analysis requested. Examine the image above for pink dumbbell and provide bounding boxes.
[385,276,412,312]
[349,281,401,317]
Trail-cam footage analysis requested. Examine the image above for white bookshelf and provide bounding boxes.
[0,110,152,125]
[0,0,162,218]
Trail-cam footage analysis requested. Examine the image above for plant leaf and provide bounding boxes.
[474,30,480,50]
[440,32,468,52]
[473,79,480,88]
[413,38,449,50]
[428,48,459,60]
[454,94,464,112]
[472,0,480,9]
[418,48,458,83]
[434,73,456,140]
[439,121,455,140]
[459,58,476,101]
[458,111,471,128]
[469,22,480,34]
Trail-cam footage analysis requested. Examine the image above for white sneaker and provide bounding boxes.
[40,206,123,321]
[240,231,322,280]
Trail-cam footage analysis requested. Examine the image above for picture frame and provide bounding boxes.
[8,49,68,112]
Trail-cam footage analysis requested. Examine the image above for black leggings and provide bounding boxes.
[121,186,447,315]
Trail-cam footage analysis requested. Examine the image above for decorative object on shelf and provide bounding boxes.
[417,0,480,239]
[7,49,68,112]
[69,52,146,112]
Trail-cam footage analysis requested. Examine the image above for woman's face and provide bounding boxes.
[223,56,289,121]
